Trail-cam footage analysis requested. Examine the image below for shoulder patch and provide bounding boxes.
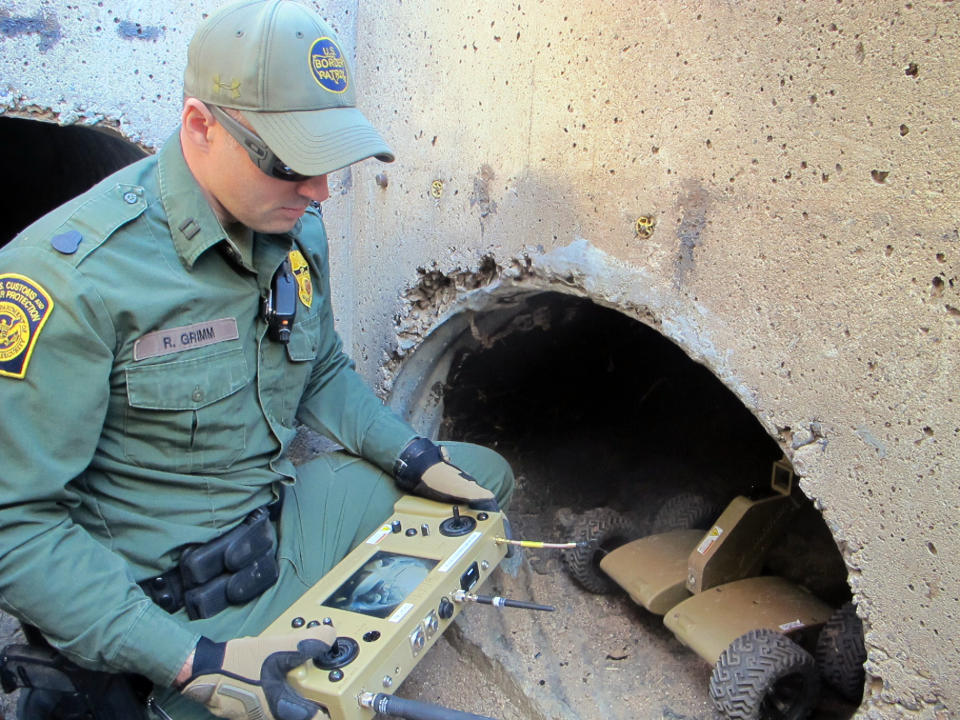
[0,274,54,379]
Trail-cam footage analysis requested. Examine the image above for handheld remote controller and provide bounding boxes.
[262,496,512,720]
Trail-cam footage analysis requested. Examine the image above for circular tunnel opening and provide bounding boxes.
[0,116,147,246]
[404,290,861,719]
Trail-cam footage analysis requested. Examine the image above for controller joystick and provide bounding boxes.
[439,505,477,537]
[312,636,360,670]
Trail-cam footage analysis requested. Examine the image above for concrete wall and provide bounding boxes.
[2,1,957,718]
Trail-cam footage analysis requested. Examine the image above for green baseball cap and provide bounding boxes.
[184,0,394,176]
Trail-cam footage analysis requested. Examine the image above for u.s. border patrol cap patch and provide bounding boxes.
[0,274,54,379]
[309,37,348,94]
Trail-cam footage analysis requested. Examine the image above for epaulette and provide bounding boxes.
[43,183,149,267]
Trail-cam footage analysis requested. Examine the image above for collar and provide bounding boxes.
[224,224,255,270]
[157,131,231,270]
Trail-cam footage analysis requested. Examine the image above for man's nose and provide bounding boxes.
[297,174,330,204]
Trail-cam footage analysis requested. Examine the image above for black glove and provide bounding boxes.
[394,438,498,511]
[180,626,335,720]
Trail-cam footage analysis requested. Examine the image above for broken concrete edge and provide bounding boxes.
[387,237,761,435]
[0,100,158,152]
[441,620,555,720]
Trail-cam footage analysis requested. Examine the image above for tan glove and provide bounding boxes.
[393,438,497,510]
[181,626,336,720]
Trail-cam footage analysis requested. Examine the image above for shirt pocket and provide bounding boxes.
[284,313,319,363]
[123,347,251,473]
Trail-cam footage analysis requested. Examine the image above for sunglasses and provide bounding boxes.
[208,105,312,183]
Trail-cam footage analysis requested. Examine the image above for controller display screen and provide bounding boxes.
[321,551,438,619]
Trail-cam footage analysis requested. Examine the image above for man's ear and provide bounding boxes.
[181,99,216,152]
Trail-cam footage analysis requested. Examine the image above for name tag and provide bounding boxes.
[134,318,239,361]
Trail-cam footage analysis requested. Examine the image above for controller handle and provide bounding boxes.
[360,692,500,720]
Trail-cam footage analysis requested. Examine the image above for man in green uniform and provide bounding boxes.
[0,2,513,719]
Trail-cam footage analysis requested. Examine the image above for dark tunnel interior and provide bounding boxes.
[438,293,851,608]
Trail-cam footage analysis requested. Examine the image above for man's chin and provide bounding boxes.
[249,216,301,235]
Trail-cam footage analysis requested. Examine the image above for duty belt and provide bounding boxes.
[138,506,280,620]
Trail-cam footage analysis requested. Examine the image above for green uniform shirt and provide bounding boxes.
[0,133,416,686]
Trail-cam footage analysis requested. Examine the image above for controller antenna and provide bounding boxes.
[453,589,555,612]
[359,692,500,720]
